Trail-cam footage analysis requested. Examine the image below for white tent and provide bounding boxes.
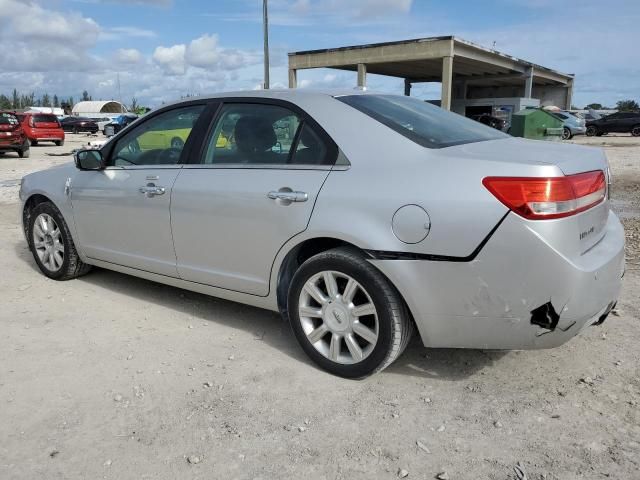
[26,106,65,116]
[72,101,128,118]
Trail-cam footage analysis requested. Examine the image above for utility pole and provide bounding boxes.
[263,0,270,89]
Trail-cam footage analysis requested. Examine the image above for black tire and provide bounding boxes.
[562,127,572,140]
[27,201,92,280]
[586,126,598,137]
[287,247,414,378]
[55,140,64,146]
[30,139,38,146]
[18,141,30,158]
[631,125,640,137]
[73,127,78,134]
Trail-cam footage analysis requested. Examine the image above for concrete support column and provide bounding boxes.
[524,67,533,98]
[404,79,412,96]
[441,55,453,110]
[565,78,574,110]
[288,68,297,88]
[357,63,367,88]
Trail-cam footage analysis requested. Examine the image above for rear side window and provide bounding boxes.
[337,94,507,149]
[202,103,334,166]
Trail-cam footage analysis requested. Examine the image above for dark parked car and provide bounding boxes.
[60,117,99,134]
[0,112,30,158]
[586,112,640,137]
[471,114,507,131]
[104,114,138,137]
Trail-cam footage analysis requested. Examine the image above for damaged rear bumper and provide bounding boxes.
[370,211,625,350]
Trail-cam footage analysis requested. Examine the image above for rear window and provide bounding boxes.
[0,113,19,125]
[33,114,59,124]
[337,94,507,148]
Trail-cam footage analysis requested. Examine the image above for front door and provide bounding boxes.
[71,104,206,276]
[171,101,339,296]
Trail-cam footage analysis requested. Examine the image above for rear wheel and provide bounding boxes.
[287,247,413,378]
[73,127,79,134]
[631,125,640,137]
[562,127,572,140]
[30,139,38,146]
[28,202,92,280]
[18,141,30,158]
[55,140,64,146]
[586,126,598,136]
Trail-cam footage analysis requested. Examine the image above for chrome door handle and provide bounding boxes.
[267,190,308,203]
[139,184,166,197]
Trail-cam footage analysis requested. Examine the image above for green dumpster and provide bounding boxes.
[510,108,564,140]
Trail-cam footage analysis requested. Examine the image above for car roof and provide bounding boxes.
[159,89,379,109]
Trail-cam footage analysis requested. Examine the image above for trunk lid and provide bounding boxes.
[447,137,610,256]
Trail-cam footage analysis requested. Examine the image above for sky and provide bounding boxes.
[0,0,637,108]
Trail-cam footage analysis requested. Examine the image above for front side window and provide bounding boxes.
[110,105,204,167]
[337,94,507,149]
[202,103,333,166]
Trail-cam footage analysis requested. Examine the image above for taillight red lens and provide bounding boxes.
[483,170,606,220]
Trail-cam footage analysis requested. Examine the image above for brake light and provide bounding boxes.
[483,170,606,220]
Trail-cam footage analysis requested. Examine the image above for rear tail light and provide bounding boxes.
[483,170,606,220]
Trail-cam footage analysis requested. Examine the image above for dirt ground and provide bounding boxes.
[1,133,638,480]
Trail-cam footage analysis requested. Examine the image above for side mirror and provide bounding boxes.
[74,149,104,170]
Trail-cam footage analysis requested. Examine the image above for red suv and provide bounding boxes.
[0,112,30,158]
[16,113,65,146]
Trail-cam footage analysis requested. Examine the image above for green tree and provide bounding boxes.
[585,103,603,110]
[0,95,11,109]
[616,99,639,111]
[12,89,19,109]
[42,93,51,107]
[129,97,139,112]
[81,90,90,101]
[53,94,60,108]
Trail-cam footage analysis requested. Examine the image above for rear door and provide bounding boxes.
[171,100,338,296]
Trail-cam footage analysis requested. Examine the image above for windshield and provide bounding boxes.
[337,94,508,148]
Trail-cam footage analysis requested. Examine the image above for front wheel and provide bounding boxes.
[28,202,92,280]
[562,127,572,140]
[18,140,30,158]
[631,125,640,137]
[287,247,413,378]
[586,126,598,136]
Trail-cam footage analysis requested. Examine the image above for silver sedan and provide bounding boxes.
[19,90,625,378]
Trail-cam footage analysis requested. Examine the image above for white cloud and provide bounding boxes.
[208,0,413,26]
[185,34,220,68]
[114,48,144,64]
[101,26,157,39]
[152,44,187,75]
[153,34,261,76]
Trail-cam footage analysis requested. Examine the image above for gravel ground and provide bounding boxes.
[1,133,638,480]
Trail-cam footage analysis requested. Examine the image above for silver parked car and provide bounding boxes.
[19,91,625,378]
[552,110,587,140]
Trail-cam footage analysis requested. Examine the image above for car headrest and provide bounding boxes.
[234,116,277,154]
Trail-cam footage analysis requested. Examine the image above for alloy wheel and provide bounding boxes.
[32,213,64,272]
[298,270,379,365]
